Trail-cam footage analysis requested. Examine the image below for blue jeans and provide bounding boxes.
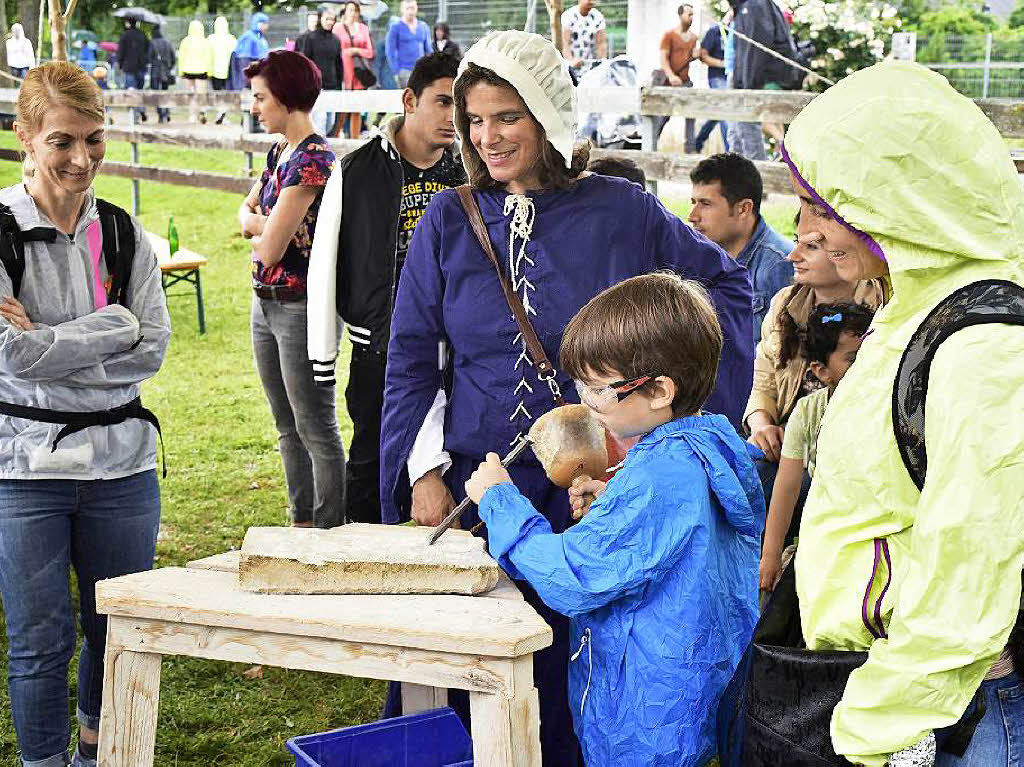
[935,671,1024,766]
[0,471,161,766]
[123,71,147,119]
[695,75,730,151]
[251,297,346,527]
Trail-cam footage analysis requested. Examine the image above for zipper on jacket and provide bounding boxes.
[570,627,592,717]
[860,538,892,640]
[386,138,403,331]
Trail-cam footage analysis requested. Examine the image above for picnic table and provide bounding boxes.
[145,231,208,334]
[95,550,550,766]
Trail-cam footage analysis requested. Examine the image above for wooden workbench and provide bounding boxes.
[95,553,550,766]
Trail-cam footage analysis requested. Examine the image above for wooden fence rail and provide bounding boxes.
[0,87,1019,206]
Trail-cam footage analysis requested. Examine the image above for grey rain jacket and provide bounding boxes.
[0,184,170,479]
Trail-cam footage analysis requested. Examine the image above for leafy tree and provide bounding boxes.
[1009,0,1024,28]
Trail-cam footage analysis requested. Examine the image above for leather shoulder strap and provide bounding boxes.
[455,185,563,402]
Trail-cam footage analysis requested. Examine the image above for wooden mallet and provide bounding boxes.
[428,404,608,545]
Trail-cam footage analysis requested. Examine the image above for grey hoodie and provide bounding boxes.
[0,184,170,479]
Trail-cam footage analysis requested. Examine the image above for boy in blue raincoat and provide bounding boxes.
[466,274,765,767]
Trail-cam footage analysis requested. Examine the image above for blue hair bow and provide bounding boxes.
[821,312,843,324]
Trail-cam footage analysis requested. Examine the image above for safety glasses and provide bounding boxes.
[574,375,655,414]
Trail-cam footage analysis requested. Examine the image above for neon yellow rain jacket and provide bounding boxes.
[178,20,212,77]
[786,61,1024,766]
[208,16,236,80]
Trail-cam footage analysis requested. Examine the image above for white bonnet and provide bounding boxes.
[456,30,577,169]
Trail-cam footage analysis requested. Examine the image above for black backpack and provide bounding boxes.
[720,278,1024,766]
[0,198,136,305]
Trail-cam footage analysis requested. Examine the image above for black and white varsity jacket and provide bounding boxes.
[306,116,463,386]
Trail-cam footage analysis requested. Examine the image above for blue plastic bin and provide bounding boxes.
[286,707,473,767]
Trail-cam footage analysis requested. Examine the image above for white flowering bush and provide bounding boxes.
[788,0,901,89]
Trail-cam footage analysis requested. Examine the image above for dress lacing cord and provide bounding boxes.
[504,194,539,445]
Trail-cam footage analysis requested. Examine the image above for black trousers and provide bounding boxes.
[344,343,385,525]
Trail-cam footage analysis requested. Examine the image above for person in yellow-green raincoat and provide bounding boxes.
[783,62,1024,766]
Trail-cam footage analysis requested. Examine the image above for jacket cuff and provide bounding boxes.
[743,393,778,428]
[312,358,336,387]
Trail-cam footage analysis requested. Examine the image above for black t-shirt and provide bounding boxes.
[396,152,463,274]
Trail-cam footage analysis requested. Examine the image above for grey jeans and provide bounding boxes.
[252,296,345,527]
[730,120,768,161]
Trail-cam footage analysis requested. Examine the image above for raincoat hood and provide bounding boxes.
[251,12,269,32]
[11,23,24,38]
[179,20,212,76]
[635,416,765,540]
[789,61,1024,767]
[208,16,237,78]
[783,61,1024,314]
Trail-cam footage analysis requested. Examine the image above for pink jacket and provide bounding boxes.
[333,21,373,91]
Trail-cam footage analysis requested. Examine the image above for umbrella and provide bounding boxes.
[113,7,164,25]
[99,41,119,53]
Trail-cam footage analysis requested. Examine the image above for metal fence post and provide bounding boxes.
[129,106,140,215]
[982,32,992,99]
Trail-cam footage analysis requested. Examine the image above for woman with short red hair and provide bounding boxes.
[237,50,346,529]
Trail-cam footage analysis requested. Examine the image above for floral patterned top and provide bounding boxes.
[253,134,335,292]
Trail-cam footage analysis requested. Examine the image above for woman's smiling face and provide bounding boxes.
[788,170,889,282]
[18,106,105,195]
[464,81,543,194]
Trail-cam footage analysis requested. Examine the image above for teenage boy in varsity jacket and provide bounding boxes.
[307,52,465,524]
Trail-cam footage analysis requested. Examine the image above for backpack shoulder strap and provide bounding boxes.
[893,278,1024,489]
[0,203,26,297]
[94,198,136,307]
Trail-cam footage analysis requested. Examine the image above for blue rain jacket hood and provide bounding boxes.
[479,414,764,766]
[234,13,269,59]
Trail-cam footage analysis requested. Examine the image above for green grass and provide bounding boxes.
[0,136,796,764]
[0,137,379,766]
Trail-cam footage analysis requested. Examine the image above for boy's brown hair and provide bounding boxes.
[560,273,723,416]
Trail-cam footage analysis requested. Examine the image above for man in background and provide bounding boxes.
[654,4,697,151]
[561,0,606,79]
[386,0,431,88]
[688,153,793,342]
[730,0,801,160]
[117,18,149,122]
[307,53,465,526]
[694,18,729,152]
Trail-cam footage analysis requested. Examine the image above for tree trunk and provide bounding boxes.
[0,3,9,76]
[47,0,67,61]
[544,0,563,46]
[16,0,38,59]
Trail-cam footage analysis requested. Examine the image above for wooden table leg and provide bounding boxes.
[469,657,541,767]
[401,682,448,714]
[98,627,162,767]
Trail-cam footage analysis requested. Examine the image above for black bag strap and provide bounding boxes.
[893,279,1024,489]
[94,198,136,306]
[891,277,1024,756]
[0,200,134,304]
[0,202,58,297]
